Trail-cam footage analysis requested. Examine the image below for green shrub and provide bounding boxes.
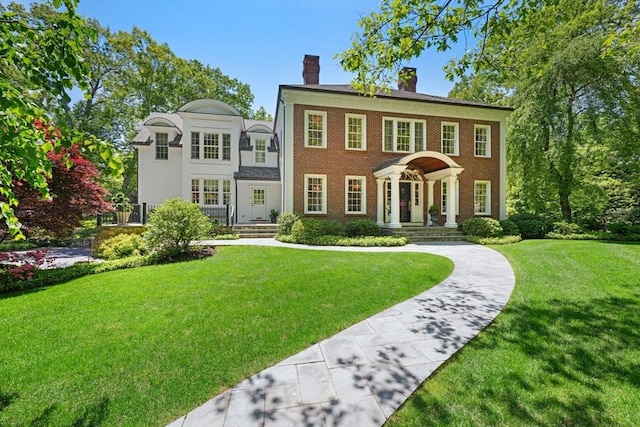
[210,219,232,237]
[607,222,640,235]
[320,220,345,236]
[314,235,408,247]
[545,232,601,240]
[344,219,381,237]
[461,217,503,237]
[143,198,212,254]
[500,219,520,236]
[508,213,552,239]
[290,217,324,243]
[624,206,640,224]
[551,220,583,235]
[276,212,300,236]
[465,235,522,245]
[96,233,147,260]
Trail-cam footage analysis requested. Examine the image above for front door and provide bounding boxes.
[399,182,411,222]
[250,187,267,221]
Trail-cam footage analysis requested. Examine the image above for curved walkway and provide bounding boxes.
[168,240,515,427]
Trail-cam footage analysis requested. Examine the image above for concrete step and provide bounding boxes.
[233,223,279,238]
[383,226,466,242]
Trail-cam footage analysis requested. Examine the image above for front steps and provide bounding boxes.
[233,223,279,238]
[383,226,465,243]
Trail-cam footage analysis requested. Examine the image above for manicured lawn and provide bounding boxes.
[387,240,640,426]
[0,246,452,426]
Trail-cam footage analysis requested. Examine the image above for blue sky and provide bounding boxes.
[34,0,464,114]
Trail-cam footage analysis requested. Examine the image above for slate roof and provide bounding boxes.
[131,112,183,145]
[279,84,513,111]
[234,166,280,181]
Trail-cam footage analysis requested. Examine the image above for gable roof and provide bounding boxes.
[279,84,513,112]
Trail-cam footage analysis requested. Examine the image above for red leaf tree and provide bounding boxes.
[3,145,111,239]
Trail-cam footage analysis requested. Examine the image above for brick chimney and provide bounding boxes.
[398,67,417,92]
[302,54,320,85]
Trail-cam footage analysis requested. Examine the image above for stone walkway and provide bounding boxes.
[167,240,515,427]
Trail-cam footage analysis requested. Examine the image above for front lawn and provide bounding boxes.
[387,240,640,426]
[0,246,452,426]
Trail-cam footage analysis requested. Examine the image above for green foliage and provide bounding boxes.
[276,212,300,236]
[143,198,212,254]
[96,233,147,260]
[111,192,132,211]
[500,219,520,236]
[210,219,232,237]
[551,220,583,235]
[465,235,522,245]
[545,232,602,240]
[607,222,640,236]
[344,219,381,237]
[461,217,503,237]
[314,235,408,247]
[508,213,552,239]
[290,217,324,244]
[321,220,346,236]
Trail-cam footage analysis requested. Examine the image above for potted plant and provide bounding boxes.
[428,204,440,226]
[270,209,280,224]
[112,192,132,225]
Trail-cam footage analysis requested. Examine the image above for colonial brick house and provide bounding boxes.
[274,55,512,228]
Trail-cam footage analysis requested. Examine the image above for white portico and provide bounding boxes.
[374,151,464,228]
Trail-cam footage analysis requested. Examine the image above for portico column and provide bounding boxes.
[427,180,435,226]
[376,178,385,226]
[445,174,457,228]
[389,172,401,228]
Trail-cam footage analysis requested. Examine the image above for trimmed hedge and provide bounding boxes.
[508,213,552,239]
[461,217,503,237]
[344,219,381,237]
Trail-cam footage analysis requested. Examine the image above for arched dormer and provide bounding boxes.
[178,99,242,116]
[246,123,273,133]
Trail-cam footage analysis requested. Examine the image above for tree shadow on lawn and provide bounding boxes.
[1,394,109,427]
[398,294,640,426]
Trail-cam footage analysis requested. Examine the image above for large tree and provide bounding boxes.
[0,0,122,239]
[339,0,640,222]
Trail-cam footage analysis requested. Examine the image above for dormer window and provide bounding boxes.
[155,132,168,160]
[255,139,266,163]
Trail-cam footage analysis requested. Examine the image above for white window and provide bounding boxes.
[305,110,327,148]
[155,132,168,160]
[441,180,460,215]
[191,132,199,159]
[204,133,218,159]
[441,122,459,155]
[345,176,366,214]
[255,139,266,163]
[222,180,231,205]
[474,180,491,215]
[191,179,200,203]
[304,174,326,214]
[382,118,426,153]
[345,114,366,150]
[203,179,219,205]
[222,134,231,161]
[474,125,491,157]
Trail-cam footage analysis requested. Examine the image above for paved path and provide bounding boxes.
[168,239,515,427]
[6,247,93,269]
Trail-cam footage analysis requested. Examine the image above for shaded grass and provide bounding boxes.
[0,246,452,426]
[386,240,640,426]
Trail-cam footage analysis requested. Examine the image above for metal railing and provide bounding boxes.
[97,203,234,226]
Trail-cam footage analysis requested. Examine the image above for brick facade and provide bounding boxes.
[292,103,501,224]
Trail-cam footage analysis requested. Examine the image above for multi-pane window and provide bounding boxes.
[474,181,491,215]
[441,122,458,155]
[305,111,326,148]
[222,134,231,161]
[383,118,426,152]
[346,114,366,150]
[255,139,266,163]
[155,132,168,160]
[305,174,326,214]
[222,180,231,205]
[474,125,491,157]
[191,179,200,203]
[346,176,365,214]
[204,133,218,159]
[203,179,218,205]
[191,132,200,159]
[441,181,448,214]
[414,183,420,206]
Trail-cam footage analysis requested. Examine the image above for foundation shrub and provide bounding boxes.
[276,212,300,236]
[500,219,520,236]
[508,213,552,239]
[320,220,346,236]
[344,219,381,237]
[290,218,324,243]
[461,217,503,237]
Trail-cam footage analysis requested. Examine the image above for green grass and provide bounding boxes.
[387,240,640,426]
[0,246,452,426]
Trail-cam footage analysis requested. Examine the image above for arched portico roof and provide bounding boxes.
[374,151,462,176]
[178,99,242,116]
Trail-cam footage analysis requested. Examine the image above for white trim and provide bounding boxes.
[382,117,426,153]
[304,174,327,214]
[304,110,327,148]
[345,114,367,151]
[345,175,366,214]
[499,118,507,219]
[474,180,492,215]
[441,122,459,156]
[474,124,491,158]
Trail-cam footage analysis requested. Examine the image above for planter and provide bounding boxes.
[429,213,439,226]
[270,216,277,224]
[115,211,131,225]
